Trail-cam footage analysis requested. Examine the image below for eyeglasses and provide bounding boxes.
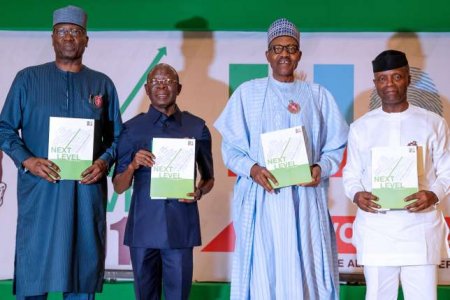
[149,78,178,86]
[53,28,85,38]
[268,44,299,54]
[374,73,406,84]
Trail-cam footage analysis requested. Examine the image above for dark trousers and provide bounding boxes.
[130,247,193,300]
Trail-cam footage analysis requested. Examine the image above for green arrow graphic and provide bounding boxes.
[119,47,167,114]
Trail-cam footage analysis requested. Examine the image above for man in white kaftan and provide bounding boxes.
[343,50,450,300]
[215,18,348,300]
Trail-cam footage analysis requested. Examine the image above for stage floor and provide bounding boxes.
[1,280,450,299]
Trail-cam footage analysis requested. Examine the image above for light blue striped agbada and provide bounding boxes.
[214,76,348,299]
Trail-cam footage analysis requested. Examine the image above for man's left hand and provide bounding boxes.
[179,188,203,203]
[299,164,321,187]
[80,159,108,184]
[404,190,439,212]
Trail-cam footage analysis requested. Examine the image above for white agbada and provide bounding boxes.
[343,105,450,266]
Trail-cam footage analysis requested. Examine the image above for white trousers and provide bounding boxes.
[364,265,437,300]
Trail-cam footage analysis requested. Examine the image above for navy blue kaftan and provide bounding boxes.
[0,62,122,296]
[114,105,214,249]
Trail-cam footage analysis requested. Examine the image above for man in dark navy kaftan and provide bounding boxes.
[113,63,214,300]
[0,6,122,300]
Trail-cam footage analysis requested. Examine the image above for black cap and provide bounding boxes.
[372,50,408,73]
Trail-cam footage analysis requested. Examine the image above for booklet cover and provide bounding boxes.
[261,126,312,188]
[371,146,419,210]
[150,138,196,199]
[48,117,94,180]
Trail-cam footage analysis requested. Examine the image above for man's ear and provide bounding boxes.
[177,83,182,95]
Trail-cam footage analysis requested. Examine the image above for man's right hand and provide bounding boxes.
[114,149,155,194]
[22,157,60,183]
[129,149,155,170]
[353,191,380,213]
[250,164,278,193]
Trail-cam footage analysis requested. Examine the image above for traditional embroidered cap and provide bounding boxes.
[267,18,300,45]
[53,5,87,29]
[372,50,409,73]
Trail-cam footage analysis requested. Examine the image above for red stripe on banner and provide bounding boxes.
[332,216,356,254]
[202,223,235,252]
[446,217,450,242]
[228,170,236,177]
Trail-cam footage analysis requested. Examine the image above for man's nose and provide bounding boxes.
[62,33,75,40]
[155,83,168,89]
[280,47,290,55]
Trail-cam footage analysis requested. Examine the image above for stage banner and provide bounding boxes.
[1,31,450,283]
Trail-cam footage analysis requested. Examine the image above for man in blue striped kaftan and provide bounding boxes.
[214,18,348,300]
[0,6,122,300]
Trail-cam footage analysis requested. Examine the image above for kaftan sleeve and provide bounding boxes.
[429,119,450,201]
[0,71,34,170]
[112,123,135,177]
[214,84,257,178]
[98,79,122,169]
[314,86,349,178]
[196,124,214,180]
[342,124,366,202]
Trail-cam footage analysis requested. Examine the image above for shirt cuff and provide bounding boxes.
[315,161,330,178]
[16,151,33,173]
[430,187,445,208]
[99,153,113,167]
[429,187,444,207]
[242,160,257,179]
[348,188,364,204]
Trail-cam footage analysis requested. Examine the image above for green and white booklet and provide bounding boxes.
[150,138,195,199]
[261,126,312,188]
[371,146,419,210]
[48,117,94,180]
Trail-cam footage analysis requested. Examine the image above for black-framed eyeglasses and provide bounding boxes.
[149,78,178,86]
[268,44,299,54]
[53,28,85,38]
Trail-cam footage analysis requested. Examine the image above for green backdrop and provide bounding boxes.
[0,0,450,31]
